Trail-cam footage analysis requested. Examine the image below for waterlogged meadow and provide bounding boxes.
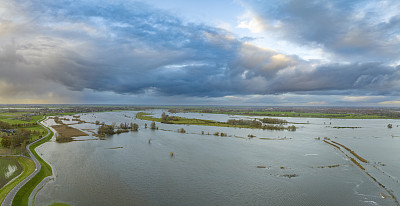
[0,157,22,188]
[35,110,400,206]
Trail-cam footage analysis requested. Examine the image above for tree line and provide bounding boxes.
[1,129,42,148]
[0,120,38,129]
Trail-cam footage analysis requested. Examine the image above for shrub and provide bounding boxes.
[150,122,156,130]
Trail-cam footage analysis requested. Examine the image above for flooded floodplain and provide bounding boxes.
[35,110,400,205]
[0,157,22,188]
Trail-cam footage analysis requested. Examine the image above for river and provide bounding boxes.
[35,110,400,205]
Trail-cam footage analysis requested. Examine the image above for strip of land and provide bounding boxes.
[52,124,88,143]
[2,117,54,206]
[136,112,296,131]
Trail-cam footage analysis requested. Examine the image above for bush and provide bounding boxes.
[56,135,73,143]
[1,136,11,148]
[131,123,139,131]
[227,119,262,127]
[150,122,156,130]
[97,125,115,135]
[177,128,186,133]
[260,118,288,124]
[288,125,296,131]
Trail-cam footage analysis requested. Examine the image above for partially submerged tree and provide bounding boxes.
[150,122,156,130]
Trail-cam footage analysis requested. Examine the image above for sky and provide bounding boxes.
[1,0,400,106]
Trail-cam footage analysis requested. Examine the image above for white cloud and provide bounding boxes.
[379,100,400,105]
[237,11,267,34]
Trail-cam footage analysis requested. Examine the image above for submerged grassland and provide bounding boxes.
[0,157,35,204]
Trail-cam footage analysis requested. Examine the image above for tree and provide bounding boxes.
[150,122,156,130]
[131,123,139,131]
[97,125,115,135]
[161,112,169,122]
[1,136,11,148]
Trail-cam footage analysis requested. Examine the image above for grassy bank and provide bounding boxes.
[186,109,389,119]
[0,157,35,204]
[137,112,232,127]
[136,112,295,131]
[12,123,53,206]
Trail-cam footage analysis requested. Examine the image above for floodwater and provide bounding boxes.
[35,110,400,205]
[0,157,22,188]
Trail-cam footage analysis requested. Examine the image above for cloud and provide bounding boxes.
[237,11,269,33]
[378,100,400,105]
[241,0,400,62]
[0,0,400,105]
[341,96,384,102]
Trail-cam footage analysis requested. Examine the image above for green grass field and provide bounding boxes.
[136,112,239,127]
[0,113,46,152]
[136,112,293,130]
[11,122,53,206]
[0,157,35,204]
[186,109,387,119]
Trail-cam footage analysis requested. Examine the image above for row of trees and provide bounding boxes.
[0,121,38,129]
[226,119,296,131]
[227,119,262,128]
[260,118,288,124]
[97,122,140,136]
[161,112,179,123]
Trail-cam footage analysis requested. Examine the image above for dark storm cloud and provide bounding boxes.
[0,0,400,101]
[270,63,400,95]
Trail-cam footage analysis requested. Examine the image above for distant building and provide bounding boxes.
[1,129,16,133]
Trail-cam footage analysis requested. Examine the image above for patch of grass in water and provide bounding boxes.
[0,157,35,204]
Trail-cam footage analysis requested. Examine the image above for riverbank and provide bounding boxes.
[136,112,296,131]
[10,119,54,206]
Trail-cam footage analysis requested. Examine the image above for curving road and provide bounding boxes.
[1,117,52,206]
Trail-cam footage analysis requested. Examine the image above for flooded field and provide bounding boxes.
[35,110,400,205]
[0,157,22,188]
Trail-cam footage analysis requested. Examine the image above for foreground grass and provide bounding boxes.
[12,124,53,206]
[0,157,35,204]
